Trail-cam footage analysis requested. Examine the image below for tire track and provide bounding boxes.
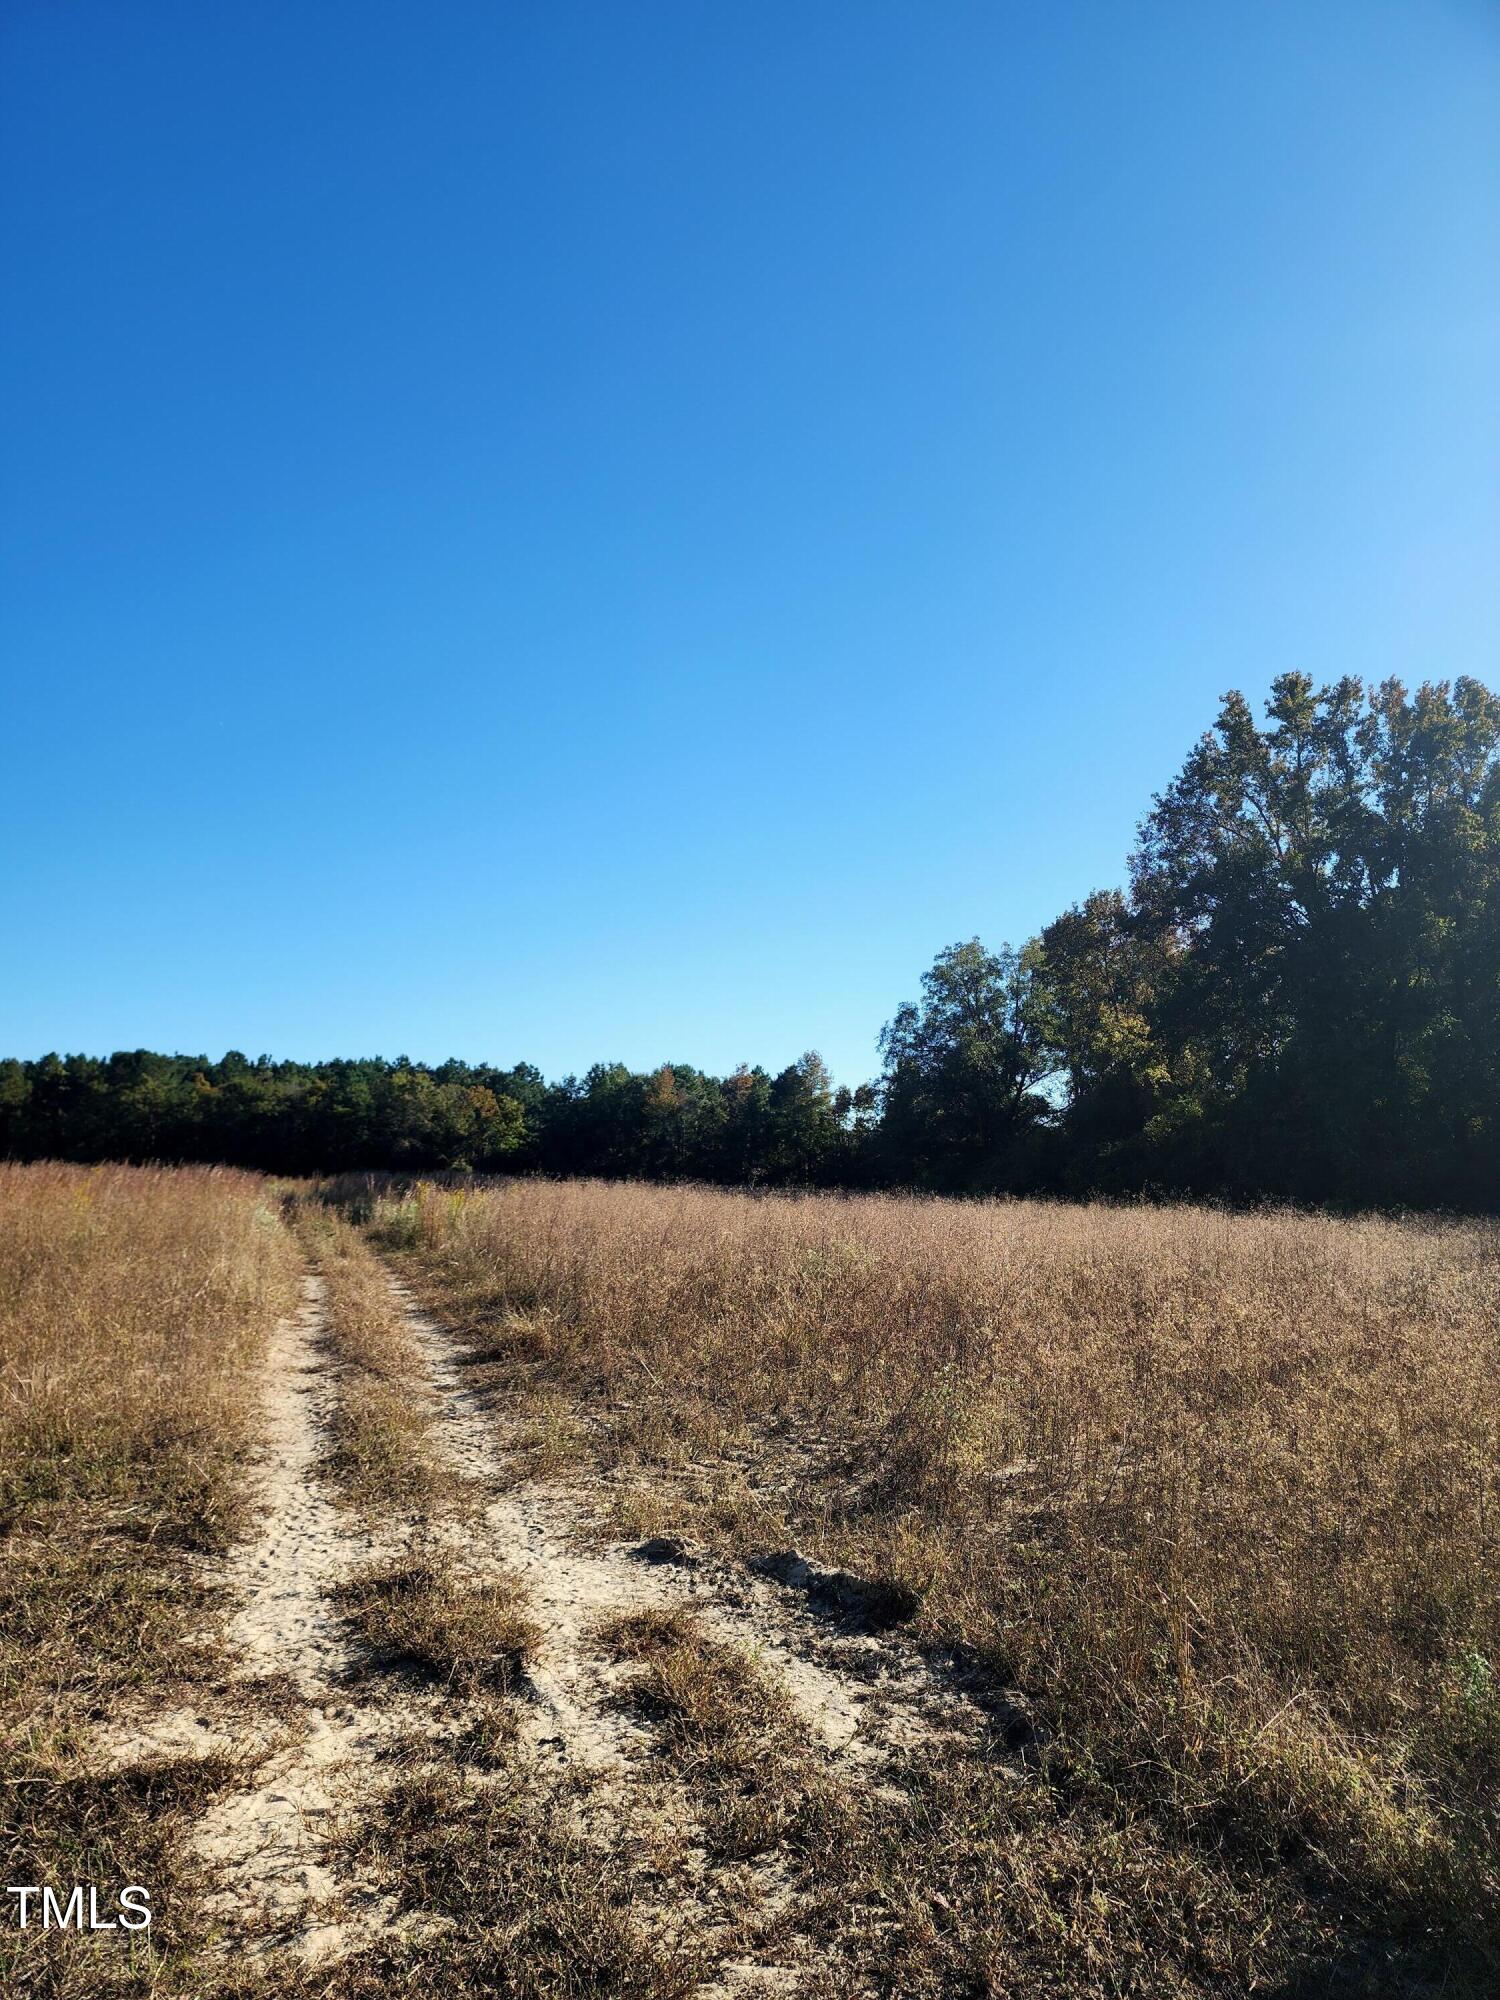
[109,1257,995,1983]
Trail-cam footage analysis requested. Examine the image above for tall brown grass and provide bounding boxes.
[1,1161,299,1995]
[375,1178,1500,1949]
[1,1161,299,1558]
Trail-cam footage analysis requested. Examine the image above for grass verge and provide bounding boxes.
[0,1160,300,1994]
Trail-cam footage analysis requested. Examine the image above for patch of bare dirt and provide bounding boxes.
[106,1278,409,1960]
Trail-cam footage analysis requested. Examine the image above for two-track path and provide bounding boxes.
[113,1256,992,1983]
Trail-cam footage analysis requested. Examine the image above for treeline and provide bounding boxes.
[0,1046,867,1186]
[5,674,1498,1209]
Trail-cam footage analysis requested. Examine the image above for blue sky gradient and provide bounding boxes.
[4,1,1498,1084]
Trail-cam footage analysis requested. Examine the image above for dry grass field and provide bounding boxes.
[0,1161,300,1994]
[3,1162,1496,1996]
[373,1178,1500,1992]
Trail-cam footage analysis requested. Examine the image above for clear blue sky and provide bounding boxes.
[3,2,1497,1087]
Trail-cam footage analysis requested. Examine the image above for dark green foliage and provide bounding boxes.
[4,675,1497,1205]
[1043,672,1500,1207]
[0,1048,862,1186]
[877,938,1056,1190]
[0,1051,538,1177]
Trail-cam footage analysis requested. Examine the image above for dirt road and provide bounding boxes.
[122,1251,994,1990]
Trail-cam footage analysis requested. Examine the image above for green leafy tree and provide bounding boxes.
[1126,674,1500,1200]
[879,940,1056,1189]
[765,1051,844,1183]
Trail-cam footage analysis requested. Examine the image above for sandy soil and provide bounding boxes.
[108,1278,405,1959]
[386,1276,971,1780]
[109,1258,995,1979]
[187,1275,391,1960]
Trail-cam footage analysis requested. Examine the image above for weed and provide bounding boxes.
[335,1557,538,1694]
